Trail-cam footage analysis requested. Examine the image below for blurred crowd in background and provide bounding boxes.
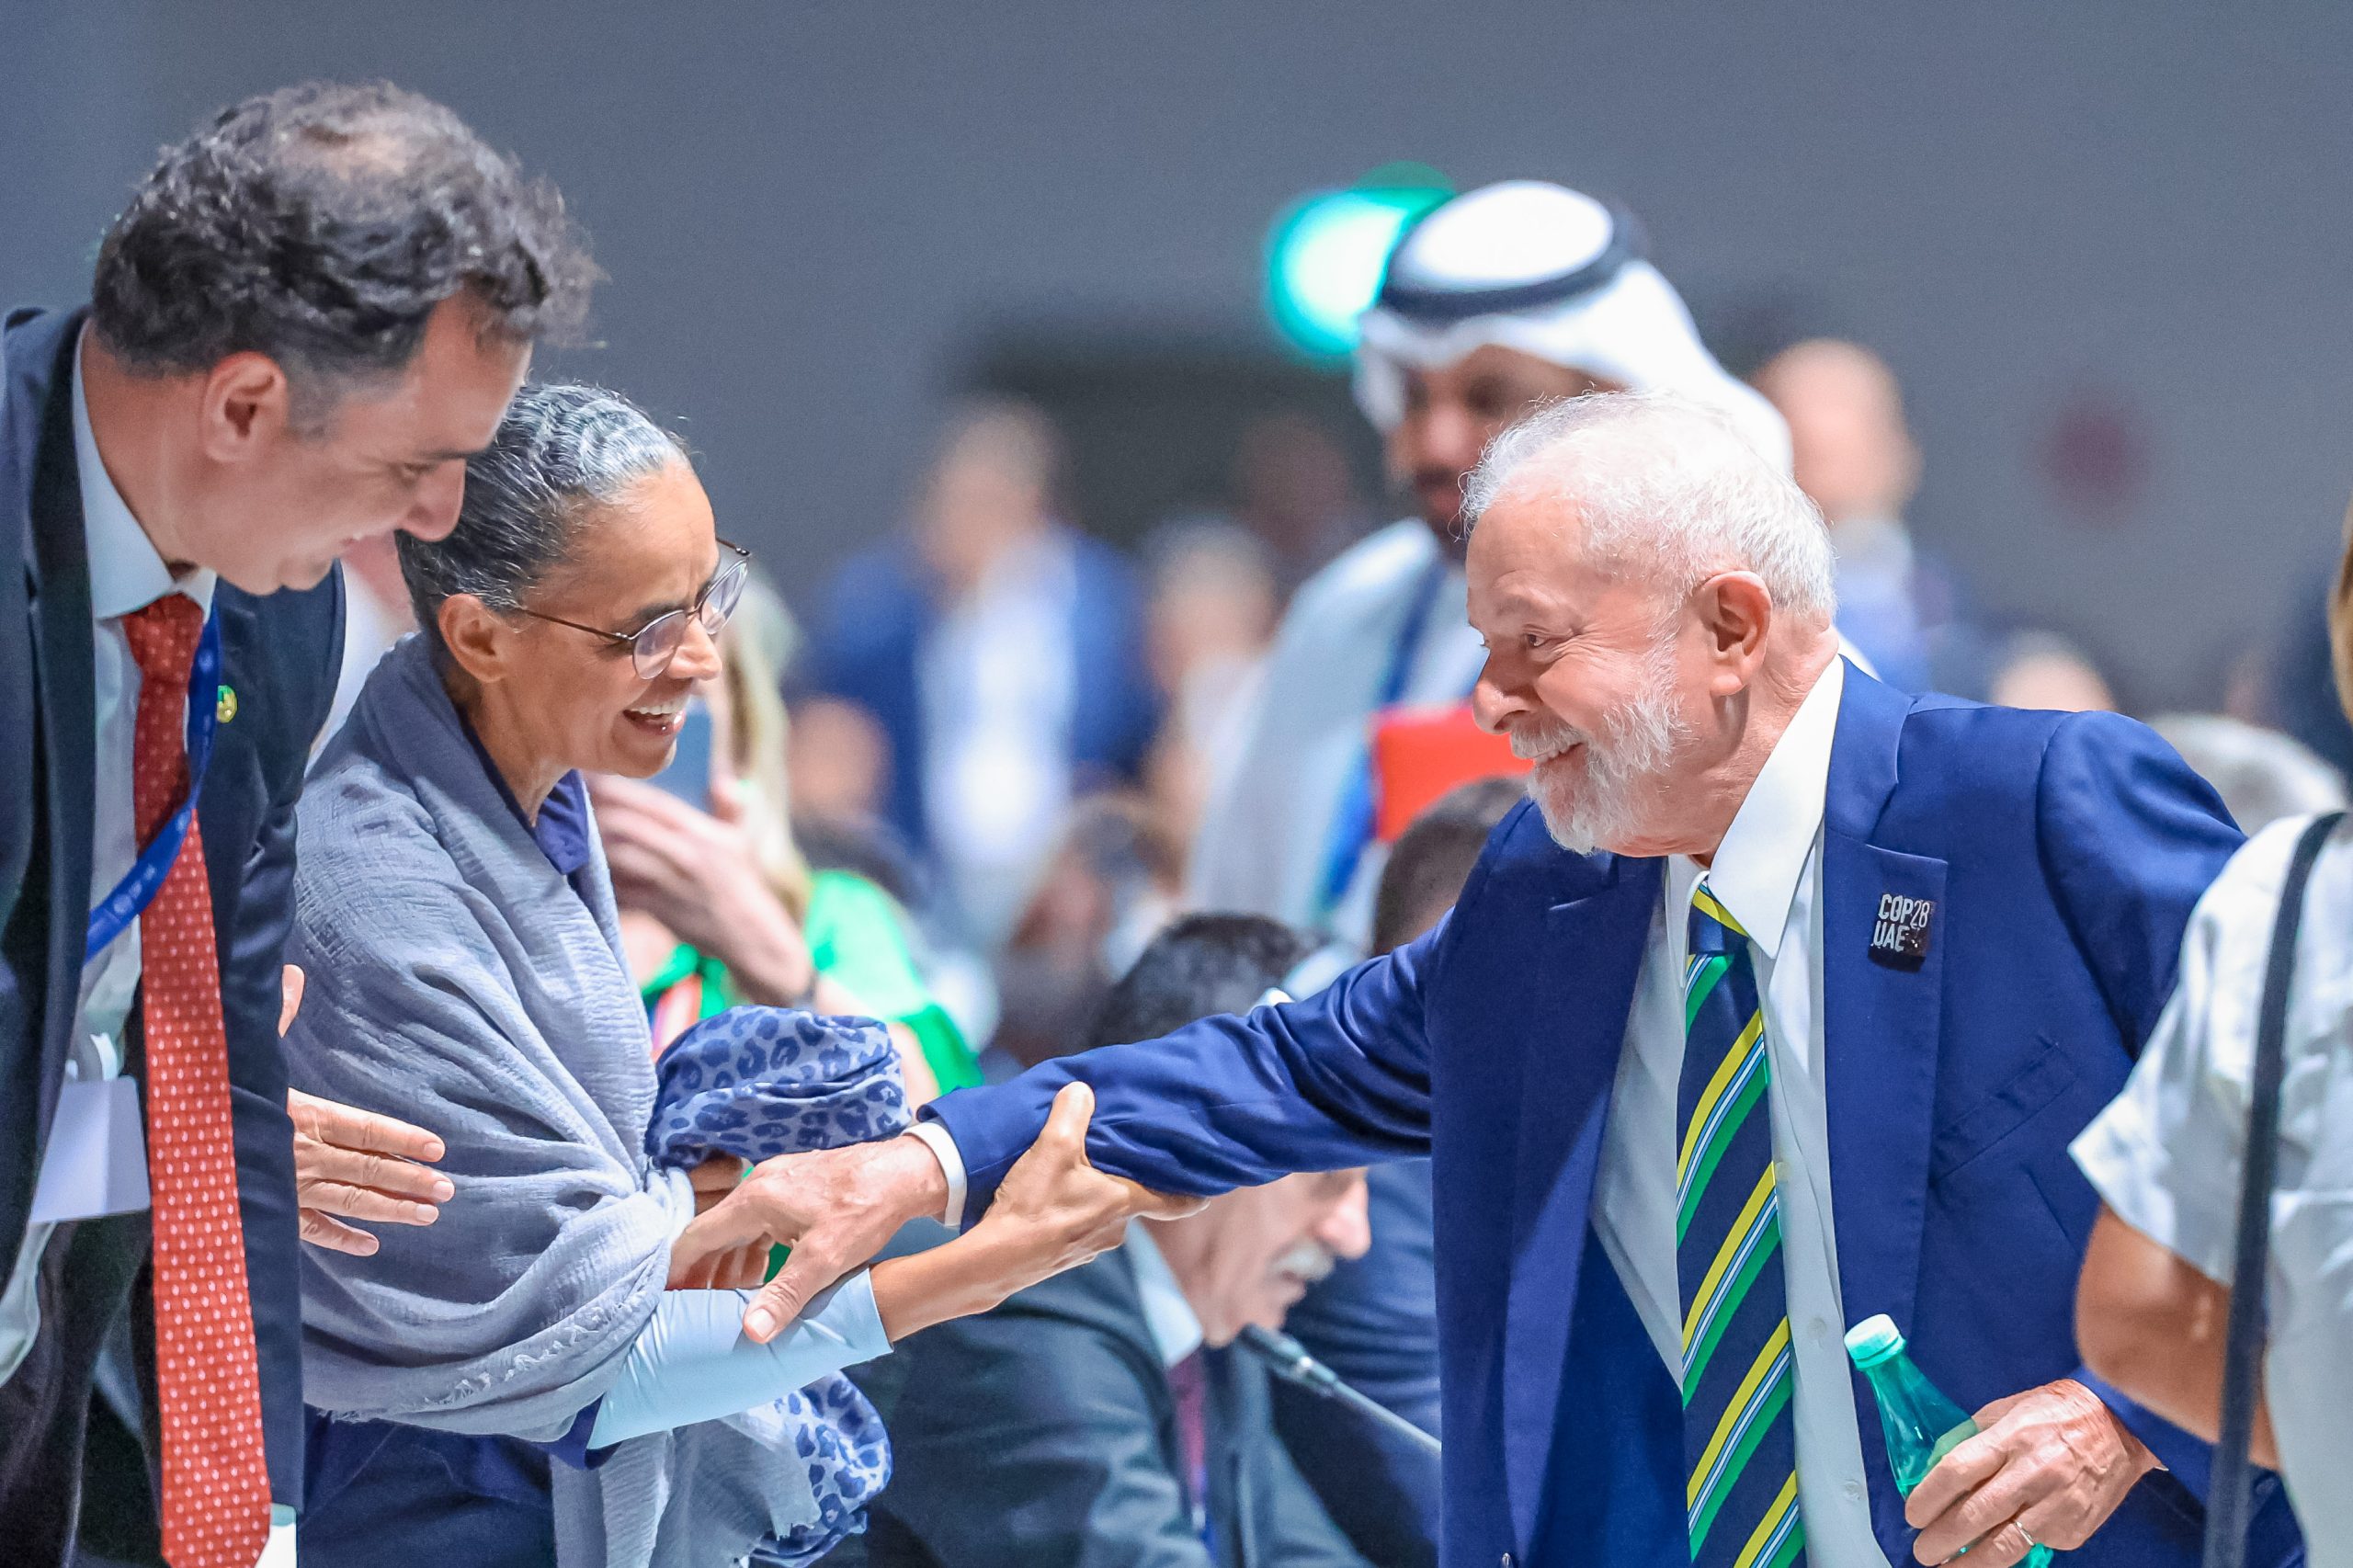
[321,331,2353,1086]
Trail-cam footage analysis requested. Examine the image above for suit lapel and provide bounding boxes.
[1504,850,1658,1553]
[1819,667,1947,1539]
[1204,1347,1254,1568]
[1822,836,1944,1335]
[18,312,97,1186]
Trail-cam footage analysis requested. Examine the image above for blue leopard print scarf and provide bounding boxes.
[646,1006,909,1566]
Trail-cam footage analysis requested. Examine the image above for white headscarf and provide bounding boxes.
[1352,179,1792,472]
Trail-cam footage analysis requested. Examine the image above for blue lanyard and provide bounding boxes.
[1311,555,1452,924]
[84,608,224,963]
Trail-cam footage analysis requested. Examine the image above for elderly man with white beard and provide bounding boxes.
[1188,178,1795,953]
[674,393,2302,1568]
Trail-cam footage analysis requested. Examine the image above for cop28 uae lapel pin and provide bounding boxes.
[1868,892,1934,972]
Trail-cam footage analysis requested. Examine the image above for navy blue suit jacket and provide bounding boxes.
[0,305,340,1517]
[807,528,1160,856]
[928,668,2304,1568]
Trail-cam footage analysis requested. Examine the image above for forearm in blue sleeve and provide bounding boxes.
[924,924,1441,1219]
[586,1272,891,1448]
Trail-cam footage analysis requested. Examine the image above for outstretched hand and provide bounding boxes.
[670,1084,1204,1344]
[280,964,454,1256]
[970,1082,1206,1285]
[667,1155,768,1290]
[861,1083,1208,1344]
[666,1126,956,1339]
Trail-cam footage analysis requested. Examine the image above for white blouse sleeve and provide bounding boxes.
[2071,815,2353,1565]
[586,1271,890,1449]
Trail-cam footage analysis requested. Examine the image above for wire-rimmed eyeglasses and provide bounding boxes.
[511,539,752,679]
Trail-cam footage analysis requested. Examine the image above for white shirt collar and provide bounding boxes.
[1679,657,1846,959]
[73,327,214,621]
[1123,1221,1206,1369]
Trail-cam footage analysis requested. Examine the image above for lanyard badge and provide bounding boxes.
[1313,556,1453,922]
[83,609,226,963]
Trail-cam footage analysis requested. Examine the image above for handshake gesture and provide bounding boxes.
[278,957,1196,1344]
[667,1083,1205,1343]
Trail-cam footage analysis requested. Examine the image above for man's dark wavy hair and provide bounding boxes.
[90,81,596,415]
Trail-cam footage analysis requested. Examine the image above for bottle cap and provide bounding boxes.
[1845,1313,1906,1369]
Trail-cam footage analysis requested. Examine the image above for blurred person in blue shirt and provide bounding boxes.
[1753,339,1990,698]
[806,400,1159,943]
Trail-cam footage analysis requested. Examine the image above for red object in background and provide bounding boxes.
[2038,383,2150,527]
[1371,704,1532,842]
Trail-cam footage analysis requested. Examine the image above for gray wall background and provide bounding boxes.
[7,1,2348,710]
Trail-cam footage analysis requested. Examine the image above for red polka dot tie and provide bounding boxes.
[123,595,271,1568]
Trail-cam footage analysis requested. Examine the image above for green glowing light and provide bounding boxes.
[1264,167,1451,360]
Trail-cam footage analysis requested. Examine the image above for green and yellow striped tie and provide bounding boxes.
[1677,884,1806,1568]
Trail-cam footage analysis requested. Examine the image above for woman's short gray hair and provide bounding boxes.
[399,381,688,651]
[1462,391,1838,624]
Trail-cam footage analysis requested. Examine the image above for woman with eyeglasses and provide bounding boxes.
[279,384,1176,1567]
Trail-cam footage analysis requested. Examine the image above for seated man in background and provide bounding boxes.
[855,915,1374,1568]
[1272,775,1529,1568]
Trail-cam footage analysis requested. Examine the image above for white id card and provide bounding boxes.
[28,1075,151,1223]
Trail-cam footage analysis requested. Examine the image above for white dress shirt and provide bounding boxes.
[2072,814,2353,1568]
[1124,1221,1207,1369]
[1591,657,1888,1566]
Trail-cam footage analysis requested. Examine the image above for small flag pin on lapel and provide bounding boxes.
[216,684,238,724]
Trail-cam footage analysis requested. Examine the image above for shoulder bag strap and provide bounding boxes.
[2202,809,2342,1568]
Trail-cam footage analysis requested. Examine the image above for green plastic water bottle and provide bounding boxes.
[1845,1314,2054,1567]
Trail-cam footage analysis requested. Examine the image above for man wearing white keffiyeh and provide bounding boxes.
[1189,179,1796,953]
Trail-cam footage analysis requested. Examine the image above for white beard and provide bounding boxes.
[1513,645,1689,855]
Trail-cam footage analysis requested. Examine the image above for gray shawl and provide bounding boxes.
[284,633,822,1566]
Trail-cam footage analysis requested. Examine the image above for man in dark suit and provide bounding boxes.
[688,393,2305,1568]
[854,915,1372,1568]
[0,82,593,1566]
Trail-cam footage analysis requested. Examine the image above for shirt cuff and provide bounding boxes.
[906,1120,967,1229]
[658,1163,699,1239]
[829,1266,891,1354]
